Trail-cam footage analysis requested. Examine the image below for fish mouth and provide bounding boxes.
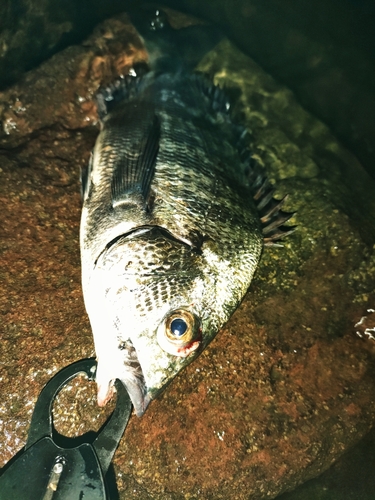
[96,340,152,417]
[97,376,151,417]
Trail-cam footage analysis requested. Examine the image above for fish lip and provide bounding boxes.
[119,372,152,416]
[96,339,152,417]
[132,391,152,417]
[97,376,152,417]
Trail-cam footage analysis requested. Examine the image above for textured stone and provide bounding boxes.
[0,13,147,148]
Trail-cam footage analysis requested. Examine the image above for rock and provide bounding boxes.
[0,0,142,90]
[0,0,86,89]
[1,11,375,500]
[277,424,375,500]
[161,0,375,184]
[0,13,147,148]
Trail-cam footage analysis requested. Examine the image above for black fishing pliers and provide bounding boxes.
[0,359,132,499]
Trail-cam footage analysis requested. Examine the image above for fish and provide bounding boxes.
[80,13,294,417]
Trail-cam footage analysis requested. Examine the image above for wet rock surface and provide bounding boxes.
[0,0,143,90]
[1,11,375,500]
[161,0,375,182]
[0,0,89,89]
[277,423,375,500]
[0,13,147,148]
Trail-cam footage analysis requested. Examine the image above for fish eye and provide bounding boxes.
[157,309,202,357]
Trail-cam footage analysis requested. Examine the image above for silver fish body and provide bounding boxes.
[80,71,264,415]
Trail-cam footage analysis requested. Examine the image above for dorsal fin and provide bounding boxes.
[96,73,148,119]
[189,73,296,245]
[245,155,296,245]
[190,73,231,114]
[110,102,160,207]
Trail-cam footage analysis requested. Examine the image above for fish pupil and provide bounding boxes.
[170,318,187,337]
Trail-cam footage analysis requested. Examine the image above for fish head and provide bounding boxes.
[88,226,224,416]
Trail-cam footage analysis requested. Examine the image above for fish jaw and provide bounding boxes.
[96,378,114,407]
[95,351,152,417]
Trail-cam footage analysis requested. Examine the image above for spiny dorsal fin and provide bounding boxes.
[190,72,296,245]
[96,73,148,119]
[245,154,296,245]
[190,73,231,114]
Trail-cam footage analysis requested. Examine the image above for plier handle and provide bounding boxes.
[0,358,132,499]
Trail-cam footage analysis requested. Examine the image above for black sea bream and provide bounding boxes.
[80,68,292,416]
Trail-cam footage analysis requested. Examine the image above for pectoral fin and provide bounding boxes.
[108,102,160,208]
